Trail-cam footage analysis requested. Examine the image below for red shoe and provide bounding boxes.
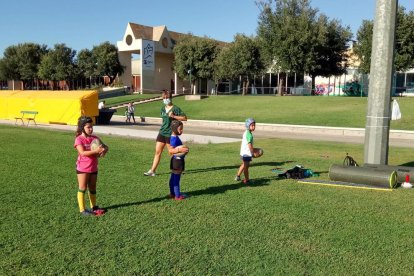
[175,195,186,200]
[92,206,106,216]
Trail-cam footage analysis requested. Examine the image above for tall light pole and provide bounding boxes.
[187,57,193,94]
[364,0,398,165]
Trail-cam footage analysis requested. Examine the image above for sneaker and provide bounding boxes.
[80,210,95,216]
[243,179,250,185]
[92,206,106,215]
[175,195,186,200]
[144,170,156,176]
[235,175,241,181]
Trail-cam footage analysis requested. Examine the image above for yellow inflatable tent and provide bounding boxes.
[0,90,98,125]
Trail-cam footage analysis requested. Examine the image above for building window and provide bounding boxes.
[126,35,133,46]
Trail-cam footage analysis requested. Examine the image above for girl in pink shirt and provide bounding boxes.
[74,116,108,216]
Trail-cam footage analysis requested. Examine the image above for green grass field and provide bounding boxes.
[104,94,157,108]
[1,125,414,274]
[116,95,414,130]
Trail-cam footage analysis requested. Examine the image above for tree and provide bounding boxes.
[18,43,48,87]
[0,43,47,88]
[92,42,124,85]
[307,16,352,88]
[0,45,19,82]
[353,20,373,74]
[395,8,414,71]
[173,34,220,94]
[257,0,351,92]
[38,44,76,90]
[354,7,414,73]
[76,48,97,86]
[215,34,264,95]
[257,0,319,73]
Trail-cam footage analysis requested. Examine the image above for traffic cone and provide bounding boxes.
[401,175,413,189]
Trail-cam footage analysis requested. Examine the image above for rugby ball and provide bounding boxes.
[175,145,189,157]
[253,147,264,158]
[90,138,102,151]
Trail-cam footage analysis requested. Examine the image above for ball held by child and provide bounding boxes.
[90,138,102,151]
[174,145,189,157]
[253,147,264,158]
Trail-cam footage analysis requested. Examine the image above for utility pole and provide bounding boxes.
[364,0,398,165]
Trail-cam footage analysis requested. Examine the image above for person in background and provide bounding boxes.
[126,102,136,123]
[98,100,106,109]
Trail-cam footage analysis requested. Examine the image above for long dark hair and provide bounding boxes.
[76,116,93,136]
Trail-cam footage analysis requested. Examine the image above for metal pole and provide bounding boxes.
[328,77,330,96]
[361,74,364,97]
[364,0,398,165]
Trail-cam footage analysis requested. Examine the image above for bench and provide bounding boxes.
[15,111,38,126]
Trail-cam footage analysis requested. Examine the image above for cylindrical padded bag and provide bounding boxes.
[364,164,414,184]
[329,164,397,189]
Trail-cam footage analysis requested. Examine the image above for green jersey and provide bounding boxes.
[159,105,186,137]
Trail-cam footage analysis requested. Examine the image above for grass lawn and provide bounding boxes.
[118,95,414,130]
[104,94,157,108]
[1,125,414,274]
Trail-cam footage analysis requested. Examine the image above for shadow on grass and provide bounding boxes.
[184,161,295,174]
[188,176,273,197]
[398,161,414,167]
[313,171,329,175]
[105,196,168,210]
[251,161,296,167]
[105,176,274,211]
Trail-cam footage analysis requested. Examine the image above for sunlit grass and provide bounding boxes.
[113,95,414,130]
[1,125,414,274]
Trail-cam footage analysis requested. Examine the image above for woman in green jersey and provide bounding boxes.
[144,90,187,176]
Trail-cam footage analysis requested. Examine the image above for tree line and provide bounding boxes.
[0,42,124,90]
[354,6,414,74]
[174,0,352,95]
[173,0,414,95]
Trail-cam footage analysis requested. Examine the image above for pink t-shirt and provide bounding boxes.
[74,135,99,173]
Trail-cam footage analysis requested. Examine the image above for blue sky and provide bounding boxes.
[0,0,413,57]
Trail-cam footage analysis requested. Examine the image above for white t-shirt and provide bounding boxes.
[240,130,254,157]
[98,102,105,109]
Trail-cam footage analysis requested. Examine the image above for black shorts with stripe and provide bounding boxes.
[170,157,185,171]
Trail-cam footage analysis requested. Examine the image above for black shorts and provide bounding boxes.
[241,156,252,162]
[156,134,170,144]
[170,157,185,171]
[76,170,98,175]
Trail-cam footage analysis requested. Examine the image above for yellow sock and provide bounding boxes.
[77,190,86,212]
[89,190,97,208]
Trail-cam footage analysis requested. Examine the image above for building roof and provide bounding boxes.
[128,23,184,42]
[127,22,224,46]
